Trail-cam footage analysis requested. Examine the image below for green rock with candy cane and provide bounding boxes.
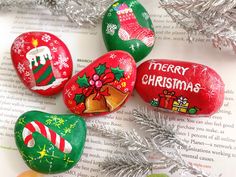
[14,111,86,174]
[102,0,156,62]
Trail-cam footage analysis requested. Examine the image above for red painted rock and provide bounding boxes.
[63,51,136,117]
[135,59,224,116]
[11,32,72,96]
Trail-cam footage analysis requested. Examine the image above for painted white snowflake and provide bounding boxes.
[110,53,117,59]
[51,47,57,52]
[17,62,25,74]
[42,34,51,42]
[129,44,135,52]
[23,71,32,82]
[142,12,150,20]
[54,55,69,70]
[63,71,67,76]
[106,23,117,36]
[65,89,72,98]
[12,37,25,54]
[129,1,138,7]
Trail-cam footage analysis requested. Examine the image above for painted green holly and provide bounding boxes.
[102,0,156,62]
[147,174,169,177]
[111,66,124,81]
[95,63,107,75]
[14,111,87,174]
[188,107,199,114]
[77,74,90,88]
[150,99,159,107]
[74,94,86,104]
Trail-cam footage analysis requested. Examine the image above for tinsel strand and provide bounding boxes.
[132,109,186,148]
[0,0,113,27]
[100,152,153,177]
[89,109,213,177]
[160,0,236,53]
[88,124,158,153]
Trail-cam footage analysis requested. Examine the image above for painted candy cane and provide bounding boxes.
[22,121,72,153]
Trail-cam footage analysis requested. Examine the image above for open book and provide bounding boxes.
[0,1,236,176]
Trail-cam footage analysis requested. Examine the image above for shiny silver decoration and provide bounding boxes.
[89,109,213,177]
[0,0,113,27]
[160,0,236,53]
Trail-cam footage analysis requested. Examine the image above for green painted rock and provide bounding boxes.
[14,111,87,174]
[102,0,155,62]
[147,174,169,177]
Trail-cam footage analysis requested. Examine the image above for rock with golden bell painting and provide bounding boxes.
[63,50,136,117]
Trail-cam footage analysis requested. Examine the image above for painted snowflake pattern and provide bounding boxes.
[51,47,57,52]
[65,89,72,98]
[42,34,51,42]
[109,53,117,59]
[12,37,25,54]
[17,62,25,74]
[142,12,150,20]
[129,1,138,7]
[54,55,69,70]
[129,44,135,52]
[23,71,32,83]
[106,23,117,36]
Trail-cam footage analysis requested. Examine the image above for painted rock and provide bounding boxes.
[11,32,72,96]
[18,170,44,177]
[102,0,155,62]
[63,50,136,117]
[135,59,224,116]
[14,111,86,174]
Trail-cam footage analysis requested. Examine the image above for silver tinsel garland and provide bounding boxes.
[1,0,236,53]
[160,0,236,53]
[0,0,113,27]
[88,109,215,177]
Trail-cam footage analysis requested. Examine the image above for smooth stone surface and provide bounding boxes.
[102,0,155,62]
[135,59,225,116]
[18,170,44,177]
[11,31,73,96]
[63,50,136,117]
[14,111,86,174]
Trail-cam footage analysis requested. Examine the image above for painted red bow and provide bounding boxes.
[82,72,115,100]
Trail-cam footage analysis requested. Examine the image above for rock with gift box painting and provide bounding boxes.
[135,59,225,116]
[14,111,86,174]
[63,50,136,117]
[102,0,155,62]
[11,32,72,96]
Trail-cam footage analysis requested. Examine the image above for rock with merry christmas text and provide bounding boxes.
[135,59,225,116]
[14,111,86,174]
[11,32,72,96]
[102,0,155,62]
[63,50,136,117]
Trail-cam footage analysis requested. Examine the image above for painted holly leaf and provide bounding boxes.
[77,74,89,88]
[74,94,85,105]
[95,64,106,76]
[188,107,198,114]
[111,66,124,81]
[147,174,169,177]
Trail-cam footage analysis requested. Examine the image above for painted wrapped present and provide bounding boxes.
[158,90,176,110]
[172,96,189,113]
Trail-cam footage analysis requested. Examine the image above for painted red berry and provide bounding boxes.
[93,74,99,81]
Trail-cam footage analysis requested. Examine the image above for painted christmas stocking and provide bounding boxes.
[115,3,155,47]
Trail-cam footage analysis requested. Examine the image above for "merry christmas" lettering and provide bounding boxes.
[142,75,201,93]
[148,62,189,76]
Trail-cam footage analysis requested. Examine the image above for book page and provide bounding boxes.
[0,1,236,177]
